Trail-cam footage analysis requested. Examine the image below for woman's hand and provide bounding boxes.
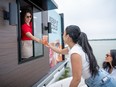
[46,43,54,48]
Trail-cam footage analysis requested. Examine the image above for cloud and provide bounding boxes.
[55,0,116,39]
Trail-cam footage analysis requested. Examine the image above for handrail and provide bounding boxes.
[32,60,68,87]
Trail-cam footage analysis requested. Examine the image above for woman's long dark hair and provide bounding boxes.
[66,25,99,77]
[102,50,116,73]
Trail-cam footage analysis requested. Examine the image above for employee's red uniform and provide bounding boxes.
[21,22,32,40]
[21,22,33,58]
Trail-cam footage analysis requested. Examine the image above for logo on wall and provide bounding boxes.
[49,16,58,33]
[48,10,63,68]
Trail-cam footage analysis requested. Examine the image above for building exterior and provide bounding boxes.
[0,0,64,87]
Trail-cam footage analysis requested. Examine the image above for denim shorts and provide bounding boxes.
[85,69,116,87]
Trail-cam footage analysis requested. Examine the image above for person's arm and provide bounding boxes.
[26,32,42,44]
[48,43,69,55]
[69,53,82,87]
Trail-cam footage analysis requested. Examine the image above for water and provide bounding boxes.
[89,40,116,67]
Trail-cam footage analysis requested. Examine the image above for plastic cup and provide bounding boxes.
[42,35,48,45]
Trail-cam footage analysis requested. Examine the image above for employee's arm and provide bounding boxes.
[26,32,42,44]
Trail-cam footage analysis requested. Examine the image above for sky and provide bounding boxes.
[54,0,116,39]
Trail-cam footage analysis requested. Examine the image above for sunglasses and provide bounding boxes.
[26,16,32,18]
[106,54,111,57]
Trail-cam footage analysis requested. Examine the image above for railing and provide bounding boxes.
[32,60,68,87]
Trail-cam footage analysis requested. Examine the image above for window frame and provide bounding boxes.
[17,0,44,64]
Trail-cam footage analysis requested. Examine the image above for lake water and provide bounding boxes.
[89,40,116,67]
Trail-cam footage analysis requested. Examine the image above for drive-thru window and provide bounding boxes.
[18,0,44,62]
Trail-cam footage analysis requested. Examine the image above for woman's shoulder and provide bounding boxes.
[110,68,116,77]
[70,44,83,55]
[22,23,29,29]
[73,44,83,52]
[113,68,116,72]
[30,22,32,26]
[22,23,27,27]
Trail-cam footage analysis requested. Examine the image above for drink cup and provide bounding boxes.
[42,35,48,45]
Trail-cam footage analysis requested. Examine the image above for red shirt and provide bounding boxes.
[21,22,32,40]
